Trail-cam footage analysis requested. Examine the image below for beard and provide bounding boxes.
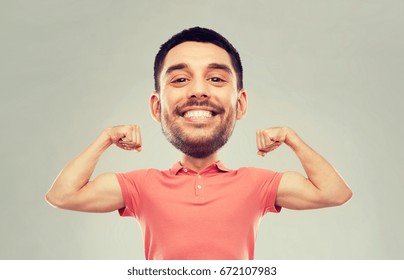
[161,100,237,158]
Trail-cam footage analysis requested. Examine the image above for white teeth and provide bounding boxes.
[184,110,213,119]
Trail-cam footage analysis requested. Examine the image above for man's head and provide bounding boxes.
[150,27,247,159]
[154,27,243,93]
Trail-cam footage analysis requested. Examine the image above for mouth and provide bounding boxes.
[183,109,216,119]
[174,100,224,123]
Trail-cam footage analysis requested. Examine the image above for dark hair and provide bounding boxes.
[153,27,243,92]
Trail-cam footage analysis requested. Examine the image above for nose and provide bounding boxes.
[187,78,210,99]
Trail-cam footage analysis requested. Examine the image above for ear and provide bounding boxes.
[150,92,161,122]
[236,90,247,120]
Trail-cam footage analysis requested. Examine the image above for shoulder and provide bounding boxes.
[117,167,167,176]
[231,166,283,184]
[116,168,168,184]
[237,166,280,176]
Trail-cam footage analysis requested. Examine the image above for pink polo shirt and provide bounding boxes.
[116,161,283,260]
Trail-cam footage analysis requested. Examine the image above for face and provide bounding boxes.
[150,42,247,158]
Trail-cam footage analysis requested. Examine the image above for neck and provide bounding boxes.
[180,152,220,173]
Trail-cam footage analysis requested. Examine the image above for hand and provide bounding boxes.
[256,127,288,156]
[104,125,142,152]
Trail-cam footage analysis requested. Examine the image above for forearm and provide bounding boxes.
[285,128,352,202]
[46,131,112,204]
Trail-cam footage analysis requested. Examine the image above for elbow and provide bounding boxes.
[328,186,353,207]
[336,190,352,206]
[45,191,60,208]
[45,189,68,209]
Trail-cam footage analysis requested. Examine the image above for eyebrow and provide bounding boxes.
[207,63,233,75]
[164,63,189,77]
[164,63,233,77]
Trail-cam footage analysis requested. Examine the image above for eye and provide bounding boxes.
[169,77,190,87]
[172,78,188,84]
[208,77,225,82]
[207,76,227,87]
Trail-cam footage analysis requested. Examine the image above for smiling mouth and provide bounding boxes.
[175,100,224,121]
[183,110,215,119]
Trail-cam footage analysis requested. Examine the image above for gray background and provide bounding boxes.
[1,0,403,259]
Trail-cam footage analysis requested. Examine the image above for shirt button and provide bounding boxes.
[197,185,202,189]
[184,168,188,172]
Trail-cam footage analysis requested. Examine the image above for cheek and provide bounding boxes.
[160,98,178,118]
[224,94,239,110]
[159,95,173,112]
[160,90,181,107]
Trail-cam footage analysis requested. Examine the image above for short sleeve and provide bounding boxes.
[263,171,283,214]
[246,167,283,214]
[115,169,148,218]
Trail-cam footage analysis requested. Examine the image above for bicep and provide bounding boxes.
[276,171,327,210]
[64,173,124,213]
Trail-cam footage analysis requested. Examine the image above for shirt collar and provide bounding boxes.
[169,160,231,175]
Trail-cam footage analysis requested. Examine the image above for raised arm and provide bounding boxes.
[256,127,352,210]
[45,125,142,213]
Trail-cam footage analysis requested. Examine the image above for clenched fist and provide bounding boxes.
[104,124,142,152]
[256,127,289,156]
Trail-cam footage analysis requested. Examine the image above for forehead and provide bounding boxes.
[162,42,233,72]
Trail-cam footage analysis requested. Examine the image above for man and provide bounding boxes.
[46,27,352,260]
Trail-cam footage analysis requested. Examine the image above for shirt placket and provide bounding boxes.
[183,167,205,203]
[195,173,204,198]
